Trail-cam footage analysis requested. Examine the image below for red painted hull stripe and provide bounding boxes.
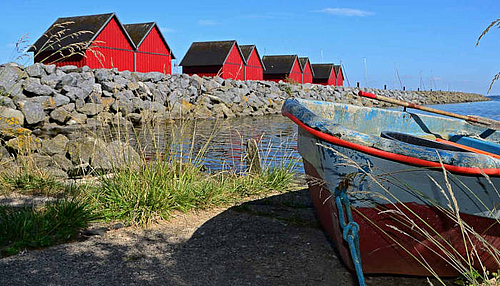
[283,111,500,176]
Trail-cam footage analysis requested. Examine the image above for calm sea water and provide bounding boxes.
[131,96,500,173]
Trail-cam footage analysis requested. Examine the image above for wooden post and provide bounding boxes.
[246,139,261,174]
[356,82,360,88]
[384,85,387,90]
[403,86,406,91]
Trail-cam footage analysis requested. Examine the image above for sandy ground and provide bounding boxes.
[0,189,450,286]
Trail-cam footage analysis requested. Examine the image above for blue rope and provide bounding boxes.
[335,185,366,286]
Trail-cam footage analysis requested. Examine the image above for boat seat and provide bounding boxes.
[380,131,471,152]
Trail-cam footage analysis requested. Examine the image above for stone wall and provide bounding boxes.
[0,62,490,179]
[0,62,488,129]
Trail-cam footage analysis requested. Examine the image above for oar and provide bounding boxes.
[358,90,500,129]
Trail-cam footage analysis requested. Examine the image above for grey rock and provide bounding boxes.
[32,153,53,168]
[180,77,190,89]
[66,136,107,165]
[247,92,265,108]
[136,82,152,98]
[111,99,133,115]
[46,167,68,179]
[0,106,25,126]
[0,145,11,159]
[113,75,129,86]
[100,96,115,109]
[153,83,169,104]
[59,73,81,87]
[0,63,26,97]
[75,98,85,110]
[119,70,132,80]
[88,84,102,104]
[206,79,222,90]
[101,81,123,93]
[41,134,69,156]
[25,63,46,78]
[62,102,75,112]
[6,134,41,153]
[115,90,133,100]
[53,94,70,106]
[0,96,16,109]
[125,113,142,123]
[43,64,56,74]
[78,103,104,116]
[19,101,45,124]
[95,69,113,83]
[126,82,140,91]
[40,73,62,89]
[27,96,56,110]
[67,112,86,125]
[213,103,235,118]
[102,90,113,97]
[131,97,145,112]
[58,65,79,73]
[150,101,166,113]
[146,72,164,82]
[81,66,91,73]
[134,72,147,82]
[92,140,141,171]
[23,77,54,97]
[50,107,71,124]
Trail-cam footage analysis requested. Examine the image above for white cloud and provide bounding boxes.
[199,20,216,26]
[314,8,374,17]
[160,27,176,33]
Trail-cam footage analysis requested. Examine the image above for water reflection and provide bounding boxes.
[107,114,302,173]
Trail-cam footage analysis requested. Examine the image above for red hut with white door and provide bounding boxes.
[298,57,314,84]
[123,22,175,73]
[239,45,265,80]
[334,65,344,86]
[29,13,135,71]
[262,55,302,83]
[311,64,336,85]
[180,40,246,80]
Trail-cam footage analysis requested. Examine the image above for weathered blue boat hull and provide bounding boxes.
[283,98,500,276]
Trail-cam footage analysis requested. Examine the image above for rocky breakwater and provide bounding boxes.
[0,62,490,178]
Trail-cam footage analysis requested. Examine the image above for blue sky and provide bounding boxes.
[1,0,500,94]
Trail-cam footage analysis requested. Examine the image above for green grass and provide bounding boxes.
[0,171,83,197]
[90,160,296,227]
[0,197,96,257]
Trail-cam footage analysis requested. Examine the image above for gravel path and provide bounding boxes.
[0,189,448,285]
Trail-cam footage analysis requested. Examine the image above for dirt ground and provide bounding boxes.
[0,189,450,285]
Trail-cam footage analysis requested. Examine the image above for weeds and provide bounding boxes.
[0,197,96,257]
[91,158,295,227]
[0,172,63,196]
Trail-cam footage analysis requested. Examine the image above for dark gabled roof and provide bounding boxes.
[298,57,314,76]
[123,22,175,59]
[123,22,154,47]
[180,40,245,66]
[239,45,266,70]
[29,13,135,53]
[334,65,342,76]
[239,45,254,62]
[311,64,334,79]
[262,55,300,75]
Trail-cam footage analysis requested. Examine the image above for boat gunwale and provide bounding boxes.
[282,99,500,176]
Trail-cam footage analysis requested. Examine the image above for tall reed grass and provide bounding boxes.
[88,114,298,227]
